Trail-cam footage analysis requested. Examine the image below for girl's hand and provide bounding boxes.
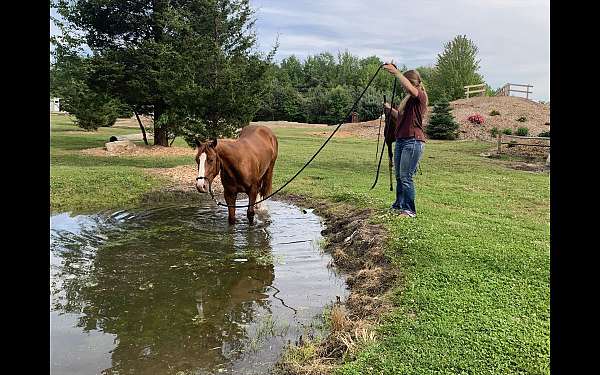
[383,62,399,76]
[383,102,391,110]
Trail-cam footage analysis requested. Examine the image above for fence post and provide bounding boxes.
[497,133,502,154]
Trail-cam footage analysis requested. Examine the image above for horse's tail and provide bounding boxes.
[260,135,278,198]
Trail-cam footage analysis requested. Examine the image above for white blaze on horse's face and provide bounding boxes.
[196,152,208,193]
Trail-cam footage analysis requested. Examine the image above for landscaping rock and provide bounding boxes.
[105,140,136,152]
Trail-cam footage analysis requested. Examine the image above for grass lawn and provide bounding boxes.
[50,115,550,374]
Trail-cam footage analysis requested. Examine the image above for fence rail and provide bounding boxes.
[502,134,550,140]
[464,83,487,98]
[495,83,533,99]
[496,133,550,153]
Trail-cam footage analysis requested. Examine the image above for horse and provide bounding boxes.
[195,125,278,225]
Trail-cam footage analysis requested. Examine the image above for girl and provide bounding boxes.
[382,63,428,217]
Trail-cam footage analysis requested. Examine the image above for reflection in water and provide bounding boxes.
[50,199,347,375]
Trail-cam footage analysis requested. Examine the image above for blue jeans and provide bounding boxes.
[392,137,424,214]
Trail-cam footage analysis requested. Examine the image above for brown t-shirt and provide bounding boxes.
[394,87,427,142]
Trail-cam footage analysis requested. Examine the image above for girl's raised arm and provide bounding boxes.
[383,63,419,97]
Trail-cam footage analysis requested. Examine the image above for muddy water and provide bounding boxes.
[50,199,348,375]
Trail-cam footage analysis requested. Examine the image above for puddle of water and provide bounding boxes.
[50,199,348,375]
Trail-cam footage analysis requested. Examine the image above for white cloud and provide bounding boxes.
[49,1,550,100]
[251,0,550,100]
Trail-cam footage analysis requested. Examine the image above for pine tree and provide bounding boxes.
[426,97,459,140]
[53,0,275,146]
[430,35,484,101]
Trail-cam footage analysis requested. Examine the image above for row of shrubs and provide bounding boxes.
[488,109,528,122]
[490,127,550,138]
[468,112,530,125]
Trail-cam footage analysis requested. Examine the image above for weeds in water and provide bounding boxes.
[243,315,292,354]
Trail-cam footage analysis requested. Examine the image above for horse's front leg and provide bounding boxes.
[224,190,237,225]
[247,187,258,226]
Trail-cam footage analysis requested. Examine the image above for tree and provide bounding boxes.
[303,52,336,89]
[53,0,274,146]
[425,96,459,140]
[280,55,304,90]
[50,41,123,130]
[324,85,352,124]
[430,35,484,101]
[336,51,361,88]
[357,86,384,122]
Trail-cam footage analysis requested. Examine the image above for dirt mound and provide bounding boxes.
[255,119,383,140]
[339,119,384,139]
[81,145,195,157]
[445,96,550,140]
[498,138,550,159]
[258,97,550,143]
[253,120,328,129]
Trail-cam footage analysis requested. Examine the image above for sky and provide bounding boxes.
[50,0,550,101]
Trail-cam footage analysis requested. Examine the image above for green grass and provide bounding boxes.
[49,116,549,373]
[50,114,173,213]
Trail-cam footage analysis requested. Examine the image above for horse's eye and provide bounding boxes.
[207,158,213,162]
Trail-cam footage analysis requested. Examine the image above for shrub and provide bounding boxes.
[490,127,499,137]
[425,97,459,140]
[68,91,121,130]
[516,127,529,136]
[502,128,513,135]
[517,116,527,122]
[489,109,500,116]
[357,87,385,122]
[538,130,550,138]
[467,113,485,124]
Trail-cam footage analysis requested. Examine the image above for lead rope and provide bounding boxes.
[206,63,386,209]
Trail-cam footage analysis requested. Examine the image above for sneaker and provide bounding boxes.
[390,208,410,216]
[403,210,417,218]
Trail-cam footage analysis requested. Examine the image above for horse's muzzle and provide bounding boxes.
[195,177,208,193]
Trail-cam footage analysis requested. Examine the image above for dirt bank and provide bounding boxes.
[273,195,397,374]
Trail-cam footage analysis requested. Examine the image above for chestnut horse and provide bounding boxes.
[195,125,278,225]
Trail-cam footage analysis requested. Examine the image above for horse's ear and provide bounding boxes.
[210,139,218,148]
[194,138,201,147]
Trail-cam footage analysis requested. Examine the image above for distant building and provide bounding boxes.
[50,98,60,112]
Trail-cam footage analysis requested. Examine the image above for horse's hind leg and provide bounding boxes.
[247,187,258,225]
[257,162,275,210]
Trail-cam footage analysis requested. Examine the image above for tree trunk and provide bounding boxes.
[151,1,168,146]
[153,103,169,146]
[133,110,149,145]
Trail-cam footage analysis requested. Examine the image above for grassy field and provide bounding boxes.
[50,114,550,374]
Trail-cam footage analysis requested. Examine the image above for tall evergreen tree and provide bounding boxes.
[426,97,459,140]
[53,0,274,146]
[430,35,484,101]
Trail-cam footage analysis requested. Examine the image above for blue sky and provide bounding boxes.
[51,0,550,100]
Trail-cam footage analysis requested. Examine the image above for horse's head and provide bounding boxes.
[195,139,220,193]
